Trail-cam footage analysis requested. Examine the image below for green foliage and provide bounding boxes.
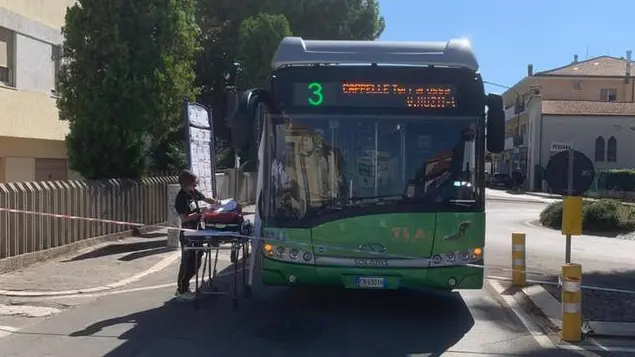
[539,199,635,234]
[195,0,386,168]
[597,169,635,191]
[58,0,200,178]
[235,14,292,90]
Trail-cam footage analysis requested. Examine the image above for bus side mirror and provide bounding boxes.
[229,88,276,152]
[486,94,505,154]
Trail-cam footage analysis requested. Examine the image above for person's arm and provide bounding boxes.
[194,189,219,205]
[174,191,201,223]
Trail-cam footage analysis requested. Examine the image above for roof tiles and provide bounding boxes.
[542,100,635,116]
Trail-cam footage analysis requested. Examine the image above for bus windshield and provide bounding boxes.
[269,114,481,221]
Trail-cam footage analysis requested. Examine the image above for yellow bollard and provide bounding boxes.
[561,263,582,342]
[511,233,526,286]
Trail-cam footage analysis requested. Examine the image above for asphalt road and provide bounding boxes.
[483,196,635,289]
[1,195,634,356]
[0,264,584,357]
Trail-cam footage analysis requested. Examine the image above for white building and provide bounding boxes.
[525,98,635,191]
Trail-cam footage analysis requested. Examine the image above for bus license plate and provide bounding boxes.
[357,277,385,288]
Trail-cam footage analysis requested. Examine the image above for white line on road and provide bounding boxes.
[0,325,19,339]
[489,280,604,357]
[559,344,635,353]
[488,280,555,350]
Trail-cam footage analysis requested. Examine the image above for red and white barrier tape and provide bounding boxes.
[1,206,635,295]
[0,206,200,232]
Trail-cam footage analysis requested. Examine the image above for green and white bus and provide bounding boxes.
[232,37,505,291]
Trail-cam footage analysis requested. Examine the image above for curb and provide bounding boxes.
[486,196,550,204]
[521,283,635,338]
[0,250,181,298]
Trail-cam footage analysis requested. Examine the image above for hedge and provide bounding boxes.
[539,199,635,234]
[597,169,635,191]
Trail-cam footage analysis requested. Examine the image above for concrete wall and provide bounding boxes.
[539,114,635,171]
[0,5,67,141]
[0,0,76,29]
[0,2,73,182]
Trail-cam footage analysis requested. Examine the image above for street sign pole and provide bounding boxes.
[565,148,574,263]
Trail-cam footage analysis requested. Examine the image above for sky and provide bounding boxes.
[377,0,634,94]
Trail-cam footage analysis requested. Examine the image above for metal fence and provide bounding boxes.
[0,170,258,266]
[0,177,177,261]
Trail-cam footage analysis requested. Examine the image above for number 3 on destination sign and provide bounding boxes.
[307,82,324,106]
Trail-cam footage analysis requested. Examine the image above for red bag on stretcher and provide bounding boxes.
[202,209,244,232]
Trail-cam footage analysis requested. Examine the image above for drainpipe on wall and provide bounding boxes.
[628,50,634,102]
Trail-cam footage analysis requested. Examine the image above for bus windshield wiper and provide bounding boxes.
[349,195,404,201]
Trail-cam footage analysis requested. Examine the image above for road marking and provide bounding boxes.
[586,338,609,351]
[0,251,181,297]
[34,259,240,300]
[0,304,62,317]
[559,344,635,353]
[489,280,604,357]
[488,280,554,349]
[0,325,19,339]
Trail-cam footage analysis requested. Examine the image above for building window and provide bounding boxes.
[0,26,15,86]
[51,45,62,94]
[600,88,617,102]
[594,136,605,162]
[607,136,617,162]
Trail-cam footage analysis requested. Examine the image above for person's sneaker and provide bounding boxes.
[174,291,195,301]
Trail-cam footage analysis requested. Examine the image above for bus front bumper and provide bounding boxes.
[261,258,484,291]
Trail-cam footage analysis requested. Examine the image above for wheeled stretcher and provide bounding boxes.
[182,202,253,309]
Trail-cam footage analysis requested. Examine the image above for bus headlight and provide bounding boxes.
[303,252,313,261]
[262,243,314,264]
[430,248,483,267]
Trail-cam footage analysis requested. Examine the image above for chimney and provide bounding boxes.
[573,54,579,64]
[626,50,632,80]
[527,64,533,76]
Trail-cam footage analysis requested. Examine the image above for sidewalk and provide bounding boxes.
[0,230,179,297]
[524,190,635,206]
[0,207,257,298]
[485,188,557,204]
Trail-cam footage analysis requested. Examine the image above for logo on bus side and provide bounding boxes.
[392,227,426,241]
[443,221,471,241]
[358,243,386,253]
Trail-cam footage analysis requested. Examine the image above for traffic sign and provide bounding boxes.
[545,150,595,196]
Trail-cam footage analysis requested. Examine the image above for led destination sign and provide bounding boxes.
[293,82,457,109]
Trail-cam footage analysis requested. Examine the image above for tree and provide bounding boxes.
[57,0,200,179]
[195,0,385,169]
[235,14,292,90]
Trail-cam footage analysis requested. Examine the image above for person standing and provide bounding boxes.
[173,169,219,300]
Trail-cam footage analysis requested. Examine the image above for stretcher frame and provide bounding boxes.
[182,226,252,309]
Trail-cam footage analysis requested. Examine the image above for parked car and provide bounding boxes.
[489,173,511,188]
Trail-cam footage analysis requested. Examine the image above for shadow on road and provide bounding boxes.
[64,256,559,357]
[62,240,168,262]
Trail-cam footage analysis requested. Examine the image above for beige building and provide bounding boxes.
[0,1,76,182]
[497,53,634,176]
